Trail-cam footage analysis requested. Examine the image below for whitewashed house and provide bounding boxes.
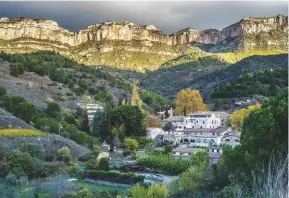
[146,128,164,139]
[175,111,230,132]
[163,116,183,128]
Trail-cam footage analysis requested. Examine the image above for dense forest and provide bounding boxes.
[211,68,288,98]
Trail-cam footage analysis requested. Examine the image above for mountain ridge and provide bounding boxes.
[0,14,287,71]
[0,14,287,46]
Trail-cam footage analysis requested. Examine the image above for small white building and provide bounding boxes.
[146,128,164,139]
[175,111,229,132]
[163,116,184,128]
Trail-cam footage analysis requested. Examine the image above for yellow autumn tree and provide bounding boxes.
[131,81,142,107]
[175,89,207,115]
[229,103,261,130]
[147,115,162,128]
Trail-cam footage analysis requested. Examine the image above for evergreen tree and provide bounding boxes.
[92,109,102,137]
[80,110,90,134]
[92,106,111,140]
[164,108,169,118]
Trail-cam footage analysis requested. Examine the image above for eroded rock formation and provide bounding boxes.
[0,15,288,52]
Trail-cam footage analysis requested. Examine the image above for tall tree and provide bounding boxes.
[80,110,90,134]
[147,115,162,128]
[175,89,207,115]
[131,80,142,108]
[110,105,145,137]
[222,90,288,183]
[229,103,261,130]
[164,109,169,118]
[92,106,111,140]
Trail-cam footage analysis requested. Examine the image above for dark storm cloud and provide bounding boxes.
[0,1,287,34]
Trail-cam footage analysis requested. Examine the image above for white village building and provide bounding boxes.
[175,111,230,131]
[146,128,164,139]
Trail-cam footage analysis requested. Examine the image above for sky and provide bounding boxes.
[0,1,287,34]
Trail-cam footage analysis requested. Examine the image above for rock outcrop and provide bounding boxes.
[0,15,287,64]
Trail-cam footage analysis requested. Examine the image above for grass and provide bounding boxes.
[72,180,128,194]
[0,129,47,137]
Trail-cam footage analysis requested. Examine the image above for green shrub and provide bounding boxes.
[86,170,145,185]
[0,86,7,97]
[3,150,34,178]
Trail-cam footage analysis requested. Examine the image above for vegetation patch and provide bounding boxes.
[0,129,47,137]
[85,170,145,185]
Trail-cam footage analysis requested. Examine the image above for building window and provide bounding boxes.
[203,121,205,124]
[197,121,198,123]
[200,126,202,128]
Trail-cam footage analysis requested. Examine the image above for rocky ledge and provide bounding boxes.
[0,14,287,48]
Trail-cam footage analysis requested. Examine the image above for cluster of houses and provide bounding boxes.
[76,101,240,164]
[147,111,240,164]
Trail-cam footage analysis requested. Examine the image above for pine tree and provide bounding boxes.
[80,110,90,134]
[165,109,169,118]
[92,109,102,137]
[92,106,111,140]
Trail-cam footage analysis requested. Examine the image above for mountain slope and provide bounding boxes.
[140,52,288,99]
[0,107,90,158]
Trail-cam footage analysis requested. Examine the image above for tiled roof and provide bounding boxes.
[171,147,199,153]
[182,127,228,133]
[163,116,184,122]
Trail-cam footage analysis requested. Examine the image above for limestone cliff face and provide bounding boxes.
[219,14,287,40]
[170,28,220,45]
[0,15,287,54]
[79,21,172,45]
[210,14,288,52]
[0,17,77,46]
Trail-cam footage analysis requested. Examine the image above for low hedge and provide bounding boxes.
[85,170,145,185]
[0,129,47,137]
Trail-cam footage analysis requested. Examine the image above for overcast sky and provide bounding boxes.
[0,1,287,34]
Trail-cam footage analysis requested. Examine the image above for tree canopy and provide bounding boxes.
[175,89,207,115]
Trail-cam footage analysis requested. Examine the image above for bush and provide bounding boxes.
[134,136,153,148]
[10,62,24,77]
[57,147,71,159]
[136,152,208,175]
[86,170,144,185]
[123,137,139,151]
[0,86,7,97]
[98,158,109,171]
[3,150,34,178]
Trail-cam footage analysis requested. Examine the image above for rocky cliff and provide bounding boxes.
[0,15,287,70]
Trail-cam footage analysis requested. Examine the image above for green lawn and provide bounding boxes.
[72,180,128,194]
